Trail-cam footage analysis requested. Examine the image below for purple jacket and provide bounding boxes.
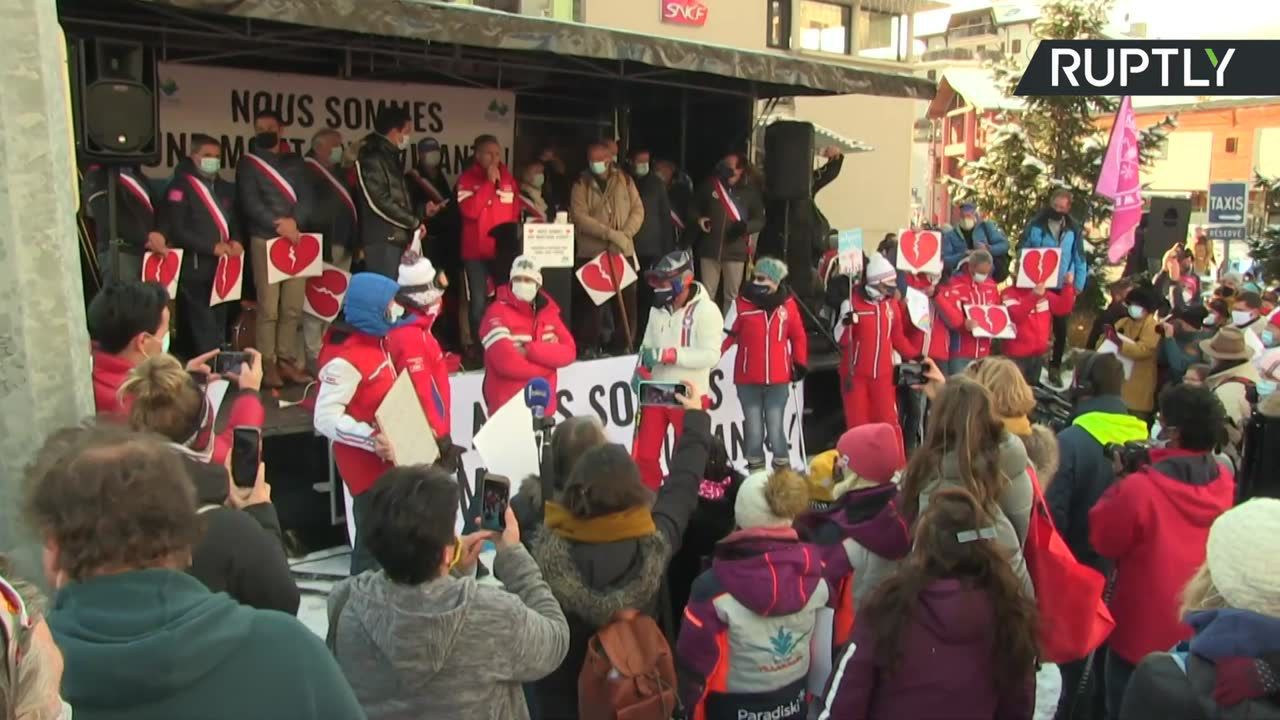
[677,528,830,720]
[794,483,912,611]
[814,578,1035,720]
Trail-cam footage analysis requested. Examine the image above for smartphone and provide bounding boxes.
[480,474,511,532]
[230,427,262,489]
[638,380,688,407]
[894,362,926,388]
[214,350,249,376]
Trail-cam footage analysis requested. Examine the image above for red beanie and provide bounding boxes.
[835,423,905,485]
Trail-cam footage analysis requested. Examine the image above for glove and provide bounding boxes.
[660,348,678,365]
[1213,657,1280,707]
[791,363,808,382]
[639,347,661,369]
[726,220,748,239]
[434,434,466,473]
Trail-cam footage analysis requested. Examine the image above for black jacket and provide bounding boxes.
[632,172,677,258]
[158,158,240,262]
[690,176,766,263]
[303,153,357,259]
[183,455,300,615]
[1047,395,1149,573]
[530,410,712,720]
[235,142,313,240]
[82,164,157,254]
[355,133,418,250]
[1087,300,1130,350]
[407,167,461,269]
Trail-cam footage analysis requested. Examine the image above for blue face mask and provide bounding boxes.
[590,161,609,176]
[1258,380,1277,397]
[1263,330,1278,348]
[1128,305,1145,320]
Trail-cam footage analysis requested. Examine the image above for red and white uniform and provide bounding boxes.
[722,296,809,385]
[455,163,521,262]
[936,268,1002,360]
[634,282,724,490]
[1000,285,1077,360]
[838,291,921,433]
[385,307,452,439]
[479,286,576,415]
[313,331,397,498]
[902,274,950,365]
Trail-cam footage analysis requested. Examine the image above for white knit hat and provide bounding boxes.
[510,255,543,286]
[397,255,436,288]
[1255,347,1280,382]
[1206,498,1280,618]
[734,468,809,530]
[866,253,897,286]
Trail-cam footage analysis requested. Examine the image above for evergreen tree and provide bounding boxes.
[945,0,1176,305]
[1249,173,1280,279]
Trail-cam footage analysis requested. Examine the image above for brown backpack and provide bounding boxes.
[578,609,680,720]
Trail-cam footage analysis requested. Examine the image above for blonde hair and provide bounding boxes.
[1181,563,1229,617]
[764,469,811,520]
[119,354,204,443]
[967,357,1036,419]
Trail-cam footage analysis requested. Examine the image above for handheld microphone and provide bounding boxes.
[524,377,552,420]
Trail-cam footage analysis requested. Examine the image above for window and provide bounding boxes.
[798,0,851,55]
[1011,38,1022,54]
[976,44,986,53]
[768,0,792,50]
[927,69,937,81]
[1226,137,1240,154]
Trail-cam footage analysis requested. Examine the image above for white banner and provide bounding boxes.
[149,63,516,178]
[447,347,806,487]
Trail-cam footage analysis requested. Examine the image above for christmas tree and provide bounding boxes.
[946,0,1177,306]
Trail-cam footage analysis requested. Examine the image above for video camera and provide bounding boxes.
[1104,441,1153,476]
[1030,384,1074,432]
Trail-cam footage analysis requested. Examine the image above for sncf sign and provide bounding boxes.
[662,0,709,27]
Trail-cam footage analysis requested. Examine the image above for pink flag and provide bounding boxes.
[1096,96,1143,264]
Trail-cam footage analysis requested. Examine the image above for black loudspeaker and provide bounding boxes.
[71,38,159,164]
[764,121,815,201]
[1144,197,1192,260]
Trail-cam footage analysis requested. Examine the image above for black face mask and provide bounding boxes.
[743,282,773,304]
[652,288,676,308]
[716,161,735,182]
[255,132,279,149]
[1049,209,1067,222]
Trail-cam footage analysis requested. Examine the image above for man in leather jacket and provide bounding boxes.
[356,106,422,278]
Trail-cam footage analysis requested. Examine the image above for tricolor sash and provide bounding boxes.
[520,194,548,222]
[242,152,298,205]
[306,157,357,222]
[118,172,154,214]
[713,178,742,222]
[185,175,230,244]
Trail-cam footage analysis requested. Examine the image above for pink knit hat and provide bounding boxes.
[835,423,905,485]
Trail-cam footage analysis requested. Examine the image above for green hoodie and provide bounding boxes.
[49,569,364,720]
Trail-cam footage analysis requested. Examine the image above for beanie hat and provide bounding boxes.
[754,257,789,285]
[510,255,543,286]
[807,450,840,503]
[866,253,897,286]
[1206,498,1280,618]
[397,255,437,288]
[417,137,441,154]
[735,468,809,530]
[836,423,905,485]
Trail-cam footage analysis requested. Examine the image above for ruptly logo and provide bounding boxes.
[1016,41,1280,96]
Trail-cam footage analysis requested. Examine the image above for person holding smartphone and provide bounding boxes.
[118,353,297,613]
[314,273,412,575]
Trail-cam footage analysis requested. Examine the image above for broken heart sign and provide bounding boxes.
[895,229,942,274]
[141,249,183,299]
[209,254,243,306]
[1016,248,1063,289]
[265,234,323,284]
[303,264,351,322]
[965,304,1016,339]
[575,251,638,306]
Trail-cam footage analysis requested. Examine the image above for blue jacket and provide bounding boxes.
[941,220,1008,274]
[1020,210,1088,291]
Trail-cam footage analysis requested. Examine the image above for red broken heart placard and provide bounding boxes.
[210,254,243,306]
[303,264,351,322]
[965,304,1016,339]
[141,249,183,299]
[575,251,637,306]
[265,234,323,284]
[1016,247,1063,289]
[895,229,943,274]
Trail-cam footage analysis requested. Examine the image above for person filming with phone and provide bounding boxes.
[632,250,723,490]
[118,352,297,614]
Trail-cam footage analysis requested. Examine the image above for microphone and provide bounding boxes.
[524,377,552,420]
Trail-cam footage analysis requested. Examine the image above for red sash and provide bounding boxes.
[306,157,357,222]
[670,209,685,231]
[713,179,742,222]
[520,194,547,222]
[118,172,154,214]
[185,175,230,243]
[410,170,447,204]
[242,153,298,204]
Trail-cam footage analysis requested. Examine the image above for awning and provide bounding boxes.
[79,0,934,101]
[760,114,875,155]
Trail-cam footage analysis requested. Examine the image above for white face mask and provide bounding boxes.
[512,281,538,303]
[387,302,406,323]
[635,162,650,177]
[972,273,989,284]
[423,150,441,167]
[1232,310,1256,326]
[865,285,885,301]
[397,135,411,151]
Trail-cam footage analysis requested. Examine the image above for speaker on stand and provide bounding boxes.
[1143,196,1192,272]
[69,38,160,283]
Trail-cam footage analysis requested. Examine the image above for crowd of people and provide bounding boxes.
[16,104,1280,720]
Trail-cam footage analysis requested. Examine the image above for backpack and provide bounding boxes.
[578,609,680,720]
